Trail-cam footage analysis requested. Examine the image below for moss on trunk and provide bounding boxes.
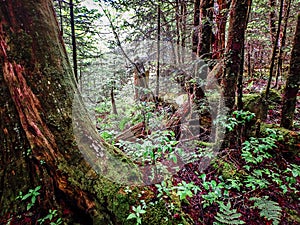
[0,1,190,224]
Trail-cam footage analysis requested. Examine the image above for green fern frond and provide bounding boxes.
[250,196,282,225]
[213,202,245,225]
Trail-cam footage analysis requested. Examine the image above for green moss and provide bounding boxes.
[141,199,192,225]
[6,30,33,65]
[195,141,215,148]
[260,123,300,155]
[287,209,300,223]
[212,158,238,179]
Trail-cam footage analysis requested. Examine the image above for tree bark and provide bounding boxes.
[281,13,300,129]
[0,1,184,224]
[265,0,284,101]
[269,0,277,44]
[192,0,201,55]
[70,0,78,82]
[156,2,161,97]
[212,0,230,59]
[222,0,252,111]
[274,0,291,88]
[197,0,214,58]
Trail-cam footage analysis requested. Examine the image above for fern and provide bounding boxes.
[250,196,282,225]
[213,202,245,225]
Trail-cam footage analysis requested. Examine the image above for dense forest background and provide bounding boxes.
[0,0,300,224]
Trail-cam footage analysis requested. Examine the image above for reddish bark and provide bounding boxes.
[213,0,230,59]
[222,0,252,110]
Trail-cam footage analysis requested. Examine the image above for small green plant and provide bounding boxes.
[16,186,41,210]
[213,201,245,225]
[244,174,270,190]
[200,174,227,208]
[155,180,173,198]
[233,110,255,123]
[250,196,282,225]
[117,130,183,166]
[173,181,201,201]
[241,130,278,165]
[286,163,300,178]
[216,110,255,131]
[38,209,62,225]
[100,130,116,143]
[127,205,147,225]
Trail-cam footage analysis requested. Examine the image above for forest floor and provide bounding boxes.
[173,77,300,224]
[2,77,299,225]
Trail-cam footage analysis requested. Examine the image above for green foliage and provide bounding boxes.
[95,102,111,114]
[127,205,147,225]
[244,174,270,190]
[173,181,201,201]
[16,186,41,211]
[117,130,183,165]
[213,201,245,225]
[38,209,62,225]
[286,163,300,178]
[100,130,116,144]
[155,180,173,199]
[241,128,279,165]
[250,196,282,225]
[200,174,227,208]
[216,110,255,131]
[155,180,200,201]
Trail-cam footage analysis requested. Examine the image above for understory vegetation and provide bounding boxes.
[95,93,300,224]
[1,0,300,224]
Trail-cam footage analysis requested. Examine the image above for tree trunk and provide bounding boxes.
[269,0,277,44]
[212,0,230,59]
[222,0,252,111]
[281,13,300,129]
[192,0,201,55]
[111,81,118,115]
[197,0,214,58]
[0,1,184,224]
[156,2,161,97]
[265,0,284,101]
[274,0,291,88]
[70,0,78,82]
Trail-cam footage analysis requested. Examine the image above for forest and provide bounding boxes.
[0,0,300,224]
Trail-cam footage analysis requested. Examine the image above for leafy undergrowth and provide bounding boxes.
[173,146,300,224]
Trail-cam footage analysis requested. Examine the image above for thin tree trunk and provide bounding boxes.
[58,0,64,35]
[175,0,181,64]
[237,3,252,111]
[70,0,78,82]
[269,0,277,44]
[192,0,201,55]
[180,0,187,48]
[156,2,161,97]
[265,0,284,100]
[179,0,187,64]
[111,81,118,115]
[281,13,300,129]
[274,0,291,88]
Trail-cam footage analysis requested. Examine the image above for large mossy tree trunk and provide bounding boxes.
[281,13,300,129]
[0,1,182,224]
